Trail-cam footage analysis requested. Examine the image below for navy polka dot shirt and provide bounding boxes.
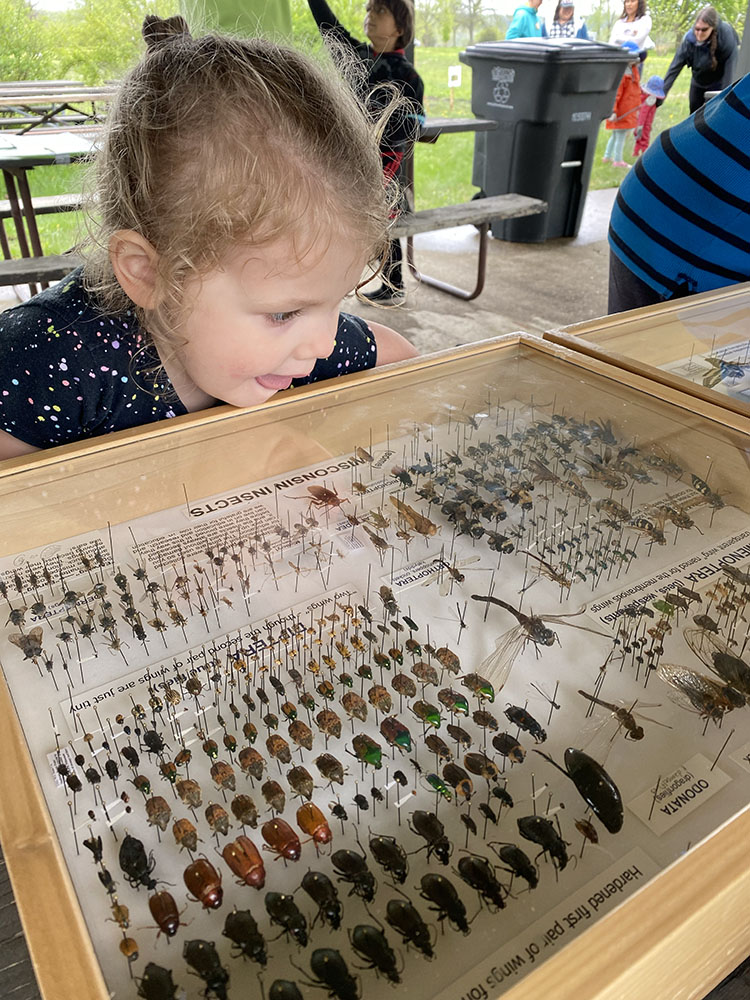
[0,268,377,449]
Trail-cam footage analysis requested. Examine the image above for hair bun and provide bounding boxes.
[142,14,191,49]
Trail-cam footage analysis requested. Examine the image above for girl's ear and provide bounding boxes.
[110,230,161,309]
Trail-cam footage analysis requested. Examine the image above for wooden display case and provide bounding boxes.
[1,334,750,1000]
[544,282,750,417]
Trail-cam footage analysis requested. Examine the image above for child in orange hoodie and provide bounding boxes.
[602,41,642,168]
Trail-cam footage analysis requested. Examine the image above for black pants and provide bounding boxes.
[383,237,403,290]
[608,250,695,314]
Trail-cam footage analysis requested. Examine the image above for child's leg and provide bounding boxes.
[612,129,632,165]
[603,131,617,161]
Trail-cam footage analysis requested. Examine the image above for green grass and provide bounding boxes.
[8,48,690,254]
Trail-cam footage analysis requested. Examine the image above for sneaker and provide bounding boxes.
[613,160,630,168]
[362,285,405,305]
[601,155,611,163]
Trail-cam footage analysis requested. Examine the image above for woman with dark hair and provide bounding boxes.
[662,5,739,113]
[548,0,588,38]
[609,0,653,51]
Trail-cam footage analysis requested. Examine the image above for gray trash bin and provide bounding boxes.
[460,38,632,242]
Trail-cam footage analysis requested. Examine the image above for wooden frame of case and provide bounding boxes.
[2,333,750,1000]
[543,282,750,419]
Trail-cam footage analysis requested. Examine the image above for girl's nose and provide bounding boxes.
[296,319,337,362]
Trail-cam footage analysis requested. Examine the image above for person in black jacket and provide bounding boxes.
[308,0,425,304]
[662,5,738,113]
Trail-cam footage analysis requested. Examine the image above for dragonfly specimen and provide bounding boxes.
[470,593,612,688]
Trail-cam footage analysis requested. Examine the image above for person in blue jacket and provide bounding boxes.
[608,73,750,313]
[662,5,738,113]
[506,0,545,39]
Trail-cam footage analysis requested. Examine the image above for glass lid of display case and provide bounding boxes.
[0,334,749,1000]
[544,281,750,416]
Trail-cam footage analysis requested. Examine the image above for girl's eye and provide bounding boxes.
[268,310,301,325]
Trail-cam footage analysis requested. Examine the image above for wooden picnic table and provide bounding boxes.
[0,84,115,133]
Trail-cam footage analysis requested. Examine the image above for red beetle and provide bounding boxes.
[296,802,332,846]
[221,835,266,889]
[183,858,223,909]
[261,818,301,861]
[148,890,187,937]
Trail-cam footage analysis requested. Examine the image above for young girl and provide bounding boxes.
[307,0,424,304]
[602,41,641,168]
[0,16,416,461]
[633,74,665,156]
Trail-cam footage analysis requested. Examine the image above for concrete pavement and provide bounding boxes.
[354,186,618,355]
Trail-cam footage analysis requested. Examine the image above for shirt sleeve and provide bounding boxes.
[663,37,689,96]
[0,298,115,448]
[292,312,377,387]
[307,0,361,48]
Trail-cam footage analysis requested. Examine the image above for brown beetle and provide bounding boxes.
[367,685,392,713]
[261,779,286,814]
[148,890,186,938]
[287,765,314,801]
[144,796,171,832]
[443,763,473,800]
[296,802,332,846]
[231,793,259,828]
[238,746,266,780]
[205,803,231,836]
[176,778,202,809]
[316,708,342,739]
[412,661,439,686]
[174,747,192,768]
[184,858,223,909]
[288,719,314,751]
[472,709,499,731]
[341,691,368,723]
[314,752,345,786]
[435,646,461,674]
[210,760,236,792]
[266,734,292,764]
[391,673,417,699]
[222,835,266,888]
[463,752,500,781]
[262,818,301,860]
[119,936,139,960]
[425,733,453,762]
[173,817,200,852]
[243,721,258,743]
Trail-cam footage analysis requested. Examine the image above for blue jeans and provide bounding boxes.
[604,128,632,161]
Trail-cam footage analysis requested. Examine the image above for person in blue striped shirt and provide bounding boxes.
[608,73,750,313]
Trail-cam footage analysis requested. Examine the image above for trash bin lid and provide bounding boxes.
[460,38,632,64]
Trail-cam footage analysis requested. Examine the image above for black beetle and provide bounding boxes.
[534,747,624,834]
[265,891,308,946]
[223,908,267,965]
[517,815,569,870]
[419,873,469,934]
[505,705,546,743]
[385,897,434,958]
[142,729,168,756]
[350,924,401,983]
[301,870,343,930]
[456,853,506,910]
[119,834,157,890]
[490,843,538,888]
[408,810,452,865]
[368,831,409,884]
[305,948,360,1000]
[331,846,376,902]
[269,981,304,1000]
[182,940,229,1000]
[136,962,178,1000]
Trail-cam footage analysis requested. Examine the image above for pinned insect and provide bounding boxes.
[534,748,623,834]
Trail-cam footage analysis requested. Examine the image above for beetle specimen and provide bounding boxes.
[456,853,506,911]
[517,815,569,871]
[176,778,203,809]
[222,835,266,888]
[442,763,473,799]
[341,691,368,723]
[145,796,172,833]
[392,673,417,699]
[331,843,376,902]
[148,890,186,938]
[262,780,286,814]
[535,748,623,834]
[223,907,267,965]
[424,733,452,761]
[301,948,360,1000]
[463,752,499,782]
[368,831,409,884]
[504,705,547,743]
[262,818,302,861]
[488,842,538,888]
[316,708,343,740]
[231,794,259,829]
[419,873,469,934]
[380,715,413,753]
[314,752,346,786]
[266,734,292,765]
[136,962,179,1000]
[205,803,231,837]
[368,684,392,713]
[265,891,309,946]
[472,709,499,731]
[437,688,469,716]
[210,760,236,792]
[413,661,440,687]
[446,724,473,749]
[350,923,401,983]
[184,858,223,908]
[172,817,200,852]
[302,870,343,929]
[288,765,315,801]
[119,835,158,891]
[183,939,229,1000]
[492,732,525,763]
[384,897,433,958]
[350,733,383,769]
[408,810,452,864]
